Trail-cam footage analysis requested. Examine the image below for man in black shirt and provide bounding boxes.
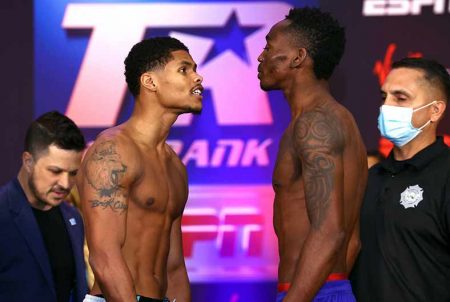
[0,111,88,302]
[351,58,450,301]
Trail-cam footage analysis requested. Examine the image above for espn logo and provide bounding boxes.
[182,207,264,257]
[363,0,450,16]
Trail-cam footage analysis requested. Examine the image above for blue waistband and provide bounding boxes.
[315,280,353,297]
[276,280,355,302]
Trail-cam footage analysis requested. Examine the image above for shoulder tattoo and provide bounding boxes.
[294,109,344,228]
[85,141,128,214]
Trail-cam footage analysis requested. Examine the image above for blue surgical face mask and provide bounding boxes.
[377,101,436,147]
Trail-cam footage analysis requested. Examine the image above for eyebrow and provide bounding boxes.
[48,165,78,173]
[179,60,197,71]
[392,89,412,98]
[381,88,412,98]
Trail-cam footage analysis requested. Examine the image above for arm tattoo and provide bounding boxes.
[294,109,344,229]
[86,141,128,214]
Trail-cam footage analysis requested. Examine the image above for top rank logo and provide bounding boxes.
[363,0,450,16]
[55,2,298,176]
[62,2,291,127]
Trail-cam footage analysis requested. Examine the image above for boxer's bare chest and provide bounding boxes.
[129,150,188,217]
[273,129,303,193]
[272,129,308,238]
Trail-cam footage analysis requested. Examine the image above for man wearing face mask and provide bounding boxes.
[350,57,450,301]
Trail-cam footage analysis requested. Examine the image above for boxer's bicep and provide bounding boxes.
[80,139,131,250]
[294,110,345,230]
[78,139,137,298]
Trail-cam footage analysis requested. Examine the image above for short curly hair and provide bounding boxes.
[124,37,189,97]
[285,7,345,80]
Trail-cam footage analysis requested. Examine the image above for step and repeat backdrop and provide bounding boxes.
[0,0,442,301]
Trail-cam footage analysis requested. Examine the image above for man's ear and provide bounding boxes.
[290,48,308,68]
[22,152,34,173]
[140,72,158,92]
[430,101,446,122]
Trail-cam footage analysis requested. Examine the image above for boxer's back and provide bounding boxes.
[273,98,367,283]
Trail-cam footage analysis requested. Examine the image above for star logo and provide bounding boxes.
[399,185,424,209]
[176,11,261,65]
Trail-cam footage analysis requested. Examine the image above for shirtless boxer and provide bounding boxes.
[77,37,203,302]
[257,8,367,301]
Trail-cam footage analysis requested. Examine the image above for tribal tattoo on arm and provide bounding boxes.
[294,109,344,229]
[85,141,129,214]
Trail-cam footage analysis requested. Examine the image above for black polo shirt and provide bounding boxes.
[351,137,450,302]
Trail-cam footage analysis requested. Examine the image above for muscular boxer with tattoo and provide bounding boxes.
[257,8,367,302]
[77,37,203,302]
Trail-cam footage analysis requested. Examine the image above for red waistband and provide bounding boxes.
[277,273,347,292]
